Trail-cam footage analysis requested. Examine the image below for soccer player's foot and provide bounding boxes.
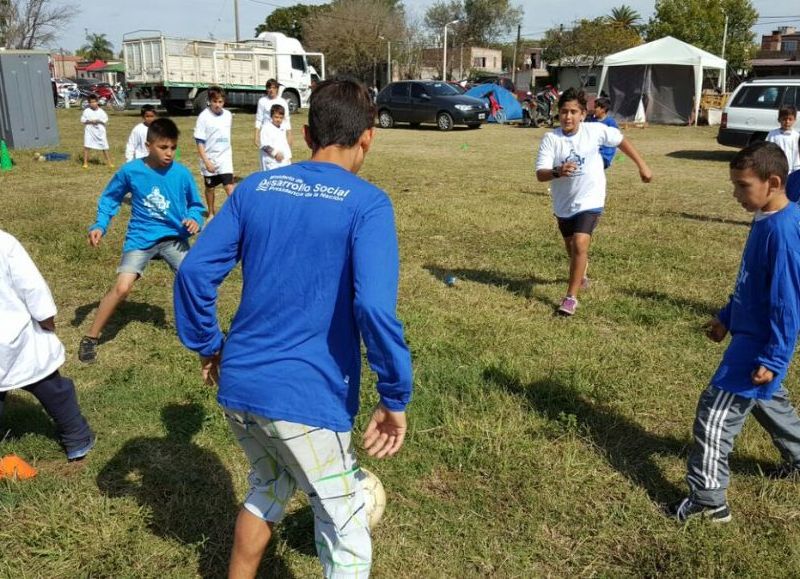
[108,163,114,168]
[78,336,99,364]
[766,462,800,480]
[82,163,88,169]
[581,276,591,290]
[668,497,731,523]
[557,295,578,316]
[66,433,96,462]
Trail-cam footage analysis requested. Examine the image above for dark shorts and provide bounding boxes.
[203,173,234,188]
[557,211,602,238]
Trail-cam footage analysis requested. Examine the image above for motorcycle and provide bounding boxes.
[521,86,559,128]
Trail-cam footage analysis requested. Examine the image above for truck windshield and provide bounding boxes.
[426,82,460,96]
[291,55,306,72]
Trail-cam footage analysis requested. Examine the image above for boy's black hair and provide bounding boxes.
[140,104,156,116]
[594,97,611,111]
[208,86,225,101]
[146,117,180,143]
[730,141,788,185]
[307,77,375,150]
[779,104,797,119]
[558,87,587,111]
[270,103,285,116]
[87,94,98,102]
[265,78,279,90]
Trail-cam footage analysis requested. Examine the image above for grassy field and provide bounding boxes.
[1,107,798,578]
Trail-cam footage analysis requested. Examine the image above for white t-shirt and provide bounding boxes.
[255,95,291,131]
[536,123,624,218]
[125,122,150,162]
[194,108,234,176]
[766,128,800,172]
[259,121,292,171]
[0,230,64,391]
[81,107,109,150]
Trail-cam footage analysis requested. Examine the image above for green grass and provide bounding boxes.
[1,109,799,577]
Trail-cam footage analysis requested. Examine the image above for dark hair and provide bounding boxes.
[87,94,98,102]
[730,141,788,185]
[266,79,279,90]
[147,117,180,143]
[594,97,611,111]
[207,86,225,101]
[140,104,156,116]
[308,77,375,150]
[779,105,797,119]
[558,87,587,111]
[270,103,285,116]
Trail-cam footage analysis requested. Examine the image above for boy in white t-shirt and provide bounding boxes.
[536,88,653,316]
[194,86,234,217]
[81,94,113,169]
[125,105,157,162]
[254,78,292,151]
[0,229,95,461]
[766,105,800,173]
[259,104,292,171]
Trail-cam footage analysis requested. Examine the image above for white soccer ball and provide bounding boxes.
[360,467,386,529]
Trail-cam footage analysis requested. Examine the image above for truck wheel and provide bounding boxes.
[192,90,209,115]
[284,91,300,113]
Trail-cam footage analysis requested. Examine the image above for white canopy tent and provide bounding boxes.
[598,36,727,125]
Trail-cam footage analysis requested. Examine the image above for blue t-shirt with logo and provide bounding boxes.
[174,161,413,432]
[91,159,206,252]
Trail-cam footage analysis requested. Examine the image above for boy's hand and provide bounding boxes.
[561,161,578,177]
[752,365,774,385]
[183,219,200,235]
[639,164,653,183]
[200,352,221,386]
[88,229,103,247]
[275,152,284,162]
[204,160,216,173]
[704,318,728,342]
[38,316,56,332]
[362,404,407,459]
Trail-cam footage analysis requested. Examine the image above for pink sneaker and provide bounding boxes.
[558,295,578,316]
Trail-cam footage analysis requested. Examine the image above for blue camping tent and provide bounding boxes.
[465,83,523,122]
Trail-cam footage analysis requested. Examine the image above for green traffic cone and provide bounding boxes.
[0,140,12,172]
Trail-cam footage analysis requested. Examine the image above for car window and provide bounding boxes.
[731,85,788,109]
[782,87,798,108]
[390,83,408,98]
[426,82,460,96]
[410,84,428,98]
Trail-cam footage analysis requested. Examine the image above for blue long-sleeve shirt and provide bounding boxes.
[173,161,413,432]
[712,203,800,399]
[787,170,800,203]
[90,159,206,252]
[587,114,619,168]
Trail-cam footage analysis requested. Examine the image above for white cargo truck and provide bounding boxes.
[122,30,325,114]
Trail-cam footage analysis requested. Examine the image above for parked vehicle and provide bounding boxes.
[717,77,800,147]
[521,86,560,128]
[376,80,489,131]
[123,30,324,114]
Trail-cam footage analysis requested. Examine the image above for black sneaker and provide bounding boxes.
[78,336,98,364]
[766,463,800,480]
[668,497,731,523]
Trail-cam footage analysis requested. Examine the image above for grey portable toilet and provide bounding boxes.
[0,50,59,149]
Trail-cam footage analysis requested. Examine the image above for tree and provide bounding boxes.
[0,0,78,49]
[646,0,757,72]
[77,32,114,62]
[606,5,642,29]
[255,4,330,44]
[424,0,522,47]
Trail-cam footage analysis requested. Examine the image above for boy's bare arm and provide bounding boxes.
[196,142,216,173]
[618,139,653,182]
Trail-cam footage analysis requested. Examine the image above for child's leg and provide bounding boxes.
[566,233,591,297]
[752,387,800,467]
[85,272,138,339]
[223,182,235,197]
[205,186,216,217]
[102,149,113,166]
[229,508,275,577]
[23,371,93,456]
[83,147,89,167]
[685,385,754,506]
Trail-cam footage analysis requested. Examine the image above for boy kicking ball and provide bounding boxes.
[671,141,800,523]
[535,88,652,316]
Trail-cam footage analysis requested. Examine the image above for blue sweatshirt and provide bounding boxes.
[173,161,413,432]
[787,170,800,203]
[587,114,619,168]
[712,203,800,399]
[90,159,206,252]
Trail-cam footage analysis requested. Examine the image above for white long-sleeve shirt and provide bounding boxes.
[0,230,65,391]
[125,122,149,162]
[766,128,800,172]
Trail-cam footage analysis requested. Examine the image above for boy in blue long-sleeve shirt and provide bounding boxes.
[671,141,800,523]
[174,78,412,578]
[79,118,205,363]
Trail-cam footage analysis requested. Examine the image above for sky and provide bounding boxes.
[54,0,794,53]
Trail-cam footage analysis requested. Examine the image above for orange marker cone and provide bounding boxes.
[0,454,38,480]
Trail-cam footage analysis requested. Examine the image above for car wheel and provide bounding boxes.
[466,123,481,129]
[378,110,394,129]
[437,112,453,131]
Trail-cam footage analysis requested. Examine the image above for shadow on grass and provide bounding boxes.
[483,365,773,506]
[620,287,720,319]
[71,300,167,344]
[96,403,295,578]
[424,265,565,305]
[0,393,56,441]
[664,210,751,227]
[666,150,736,162]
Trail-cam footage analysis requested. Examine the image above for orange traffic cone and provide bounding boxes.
[0,454,38,480]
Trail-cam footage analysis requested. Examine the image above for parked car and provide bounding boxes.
[376,80,489,131]
[717,77,800,147]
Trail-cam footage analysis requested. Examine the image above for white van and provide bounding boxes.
[717,78,800,147]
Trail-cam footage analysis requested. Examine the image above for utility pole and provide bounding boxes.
[720,12,729,91]
[234,0,241,42]
[512,24,521,84]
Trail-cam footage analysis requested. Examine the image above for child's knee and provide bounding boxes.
[113,278,135,299]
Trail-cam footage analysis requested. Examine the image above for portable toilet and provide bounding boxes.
[0,50,59,149]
